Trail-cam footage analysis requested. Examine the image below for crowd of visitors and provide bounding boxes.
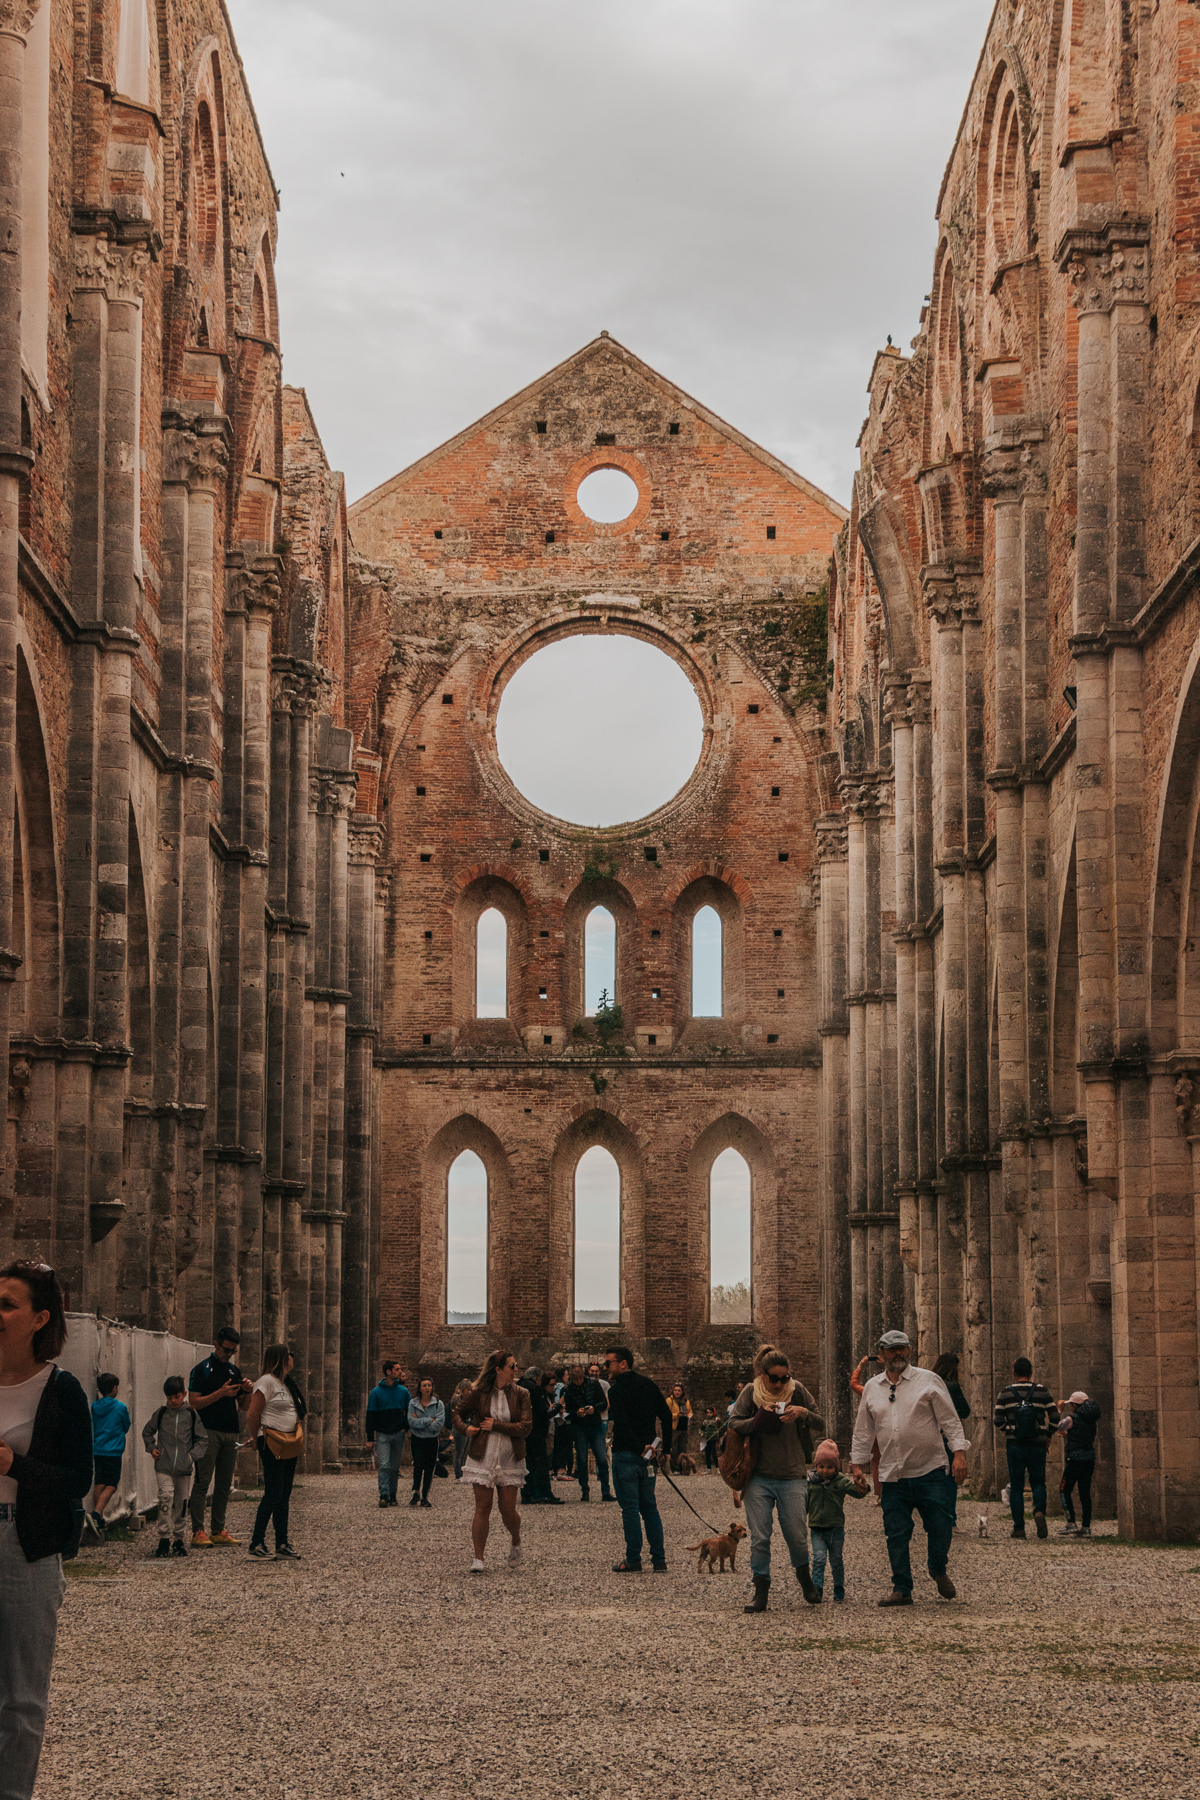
[0,1244,1113,1800]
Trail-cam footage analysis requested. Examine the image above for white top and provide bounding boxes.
[0,1362,54,1504]
[253,1374,298,1435]
[463,1386,525,1487]
[850,1364,970,1483]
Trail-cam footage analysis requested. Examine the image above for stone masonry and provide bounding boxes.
[11,0,1200,1535]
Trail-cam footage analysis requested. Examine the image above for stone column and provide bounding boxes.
[816,813,850,1441]
[843,780,868,1360]
[342,817,383,1446]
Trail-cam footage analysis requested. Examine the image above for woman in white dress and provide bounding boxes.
[451,1350,531,1573]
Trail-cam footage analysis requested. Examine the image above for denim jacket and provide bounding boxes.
[407,1397,445,1438]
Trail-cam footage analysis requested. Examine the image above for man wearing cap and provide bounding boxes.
[851,1330,969,1607]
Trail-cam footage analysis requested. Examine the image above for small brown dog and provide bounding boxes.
[687,1520,747,1573]
[674,1452,698,1476]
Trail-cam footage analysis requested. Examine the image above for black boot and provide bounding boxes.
[743,1576,770,1614]
[795,1562,821,1605]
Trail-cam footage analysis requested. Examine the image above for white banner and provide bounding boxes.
[59,1314,212,1519]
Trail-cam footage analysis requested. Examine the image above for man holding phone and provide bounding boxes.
[187,1328,252,1547]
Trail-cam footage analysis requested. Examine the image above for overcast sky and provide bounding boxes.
[232,0,994,512]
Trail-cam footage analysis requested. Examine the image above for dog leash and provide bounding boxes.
[655,1461,724,1535]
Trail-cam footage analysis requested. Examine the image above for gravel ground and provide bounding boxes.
[32,1471,1200,1800]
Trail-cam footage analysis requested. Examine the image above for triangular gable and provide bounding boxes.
[350,334,848,523]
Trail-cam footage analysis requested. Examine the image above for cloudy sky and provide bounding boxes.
[233,0,994,512]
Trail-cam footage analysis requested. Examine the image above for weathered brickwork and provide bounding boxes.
[3,0,356,1469]
[827,0,1200,1537]
[347,337,846,1401]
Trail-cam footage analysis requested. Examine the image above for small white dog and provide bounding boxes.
[978,1515,989,1538]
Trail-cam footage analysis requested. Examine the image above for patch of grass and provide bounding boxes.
[773,1637,972,1656]
[64,1561,106,1579]
[1049,1660,1200,1685]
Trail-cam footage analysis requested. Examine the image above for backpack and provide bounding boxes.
[717,1426,757,1506]
[1012,1392,1041,1445]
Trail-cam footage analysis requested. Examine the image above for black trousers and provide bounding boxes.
[253,1441,297,1549]
[1061,1459,1094,1528]
[411,1435,439,1498]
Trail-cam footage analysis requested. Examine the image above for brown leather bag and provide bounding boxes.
[264,1421,304,1460]
[718,1425,757,1505]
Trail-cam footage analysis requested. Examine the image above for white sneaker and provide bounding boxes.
[469,1558,485,1574]
[508,1542,523,1565]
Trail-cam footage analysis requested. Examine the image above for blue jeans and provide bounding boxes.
[611,1450,665,1566]
[374,1430,406,1500]
[0,1519,65,1800]
[880,1472,954,1595]
[573,1418,612,1498]
[741,1474,809,1582]
[1006,1444,1047,1526]
[810,1525,845,1598]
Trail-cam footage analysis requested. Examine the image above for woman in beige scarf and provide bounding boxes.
[727,1344,825,1614]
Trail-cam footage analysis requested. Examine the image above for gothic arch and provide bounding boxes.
[452,874,529,1029]
[420,1115,512,1339]
[563,876,637,1025]
[672,874,745,1024]
[548,1108,645,1339]
[1148,631,1200,1053]
[686,1112,777,1342]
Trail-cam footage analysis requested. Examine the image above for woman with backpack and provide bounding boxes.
[0,1259,93,1800]
[243,1344,307,1561]
[725,1343,825,1614]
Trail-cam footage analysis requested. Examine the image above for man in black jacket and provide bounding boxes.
[563,1364,615,1503]
[603,1347,674,1572]
[993,1357,1060,1539]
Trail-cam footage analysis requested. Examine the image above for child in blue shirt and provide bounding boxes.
[89,1371,131,1536]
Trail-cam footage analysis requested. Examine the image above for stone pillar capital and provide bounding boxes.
[311,770,358,819]
[271,658,332,717]
[163,416,230,491]
[980,431,1047,504]
[72,234,154,304]
[348,820,385,867]
[815,812,849,862]
[0,0,42,41]
[922,560,982,627]
[1055,220,1150,316]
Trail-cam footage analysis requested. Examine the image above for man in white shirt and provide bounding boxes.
[851,1329,969,1608]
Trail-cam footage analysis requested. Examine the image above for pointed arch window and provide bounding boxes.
[574,1145,620,1323]
[691,904,722,1016]
[584,905,616,1015]
[710,1147,751,1323]
[475,907,507,1017]
[447,1150,488,1323]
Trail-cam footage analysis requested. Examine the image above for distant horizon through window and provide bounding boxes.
[575,1143,620,1322]
[496,632,703,826]
[447,1149,488,1322]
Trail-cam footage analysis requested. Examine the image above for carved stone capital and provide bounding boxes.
[980,433,1047,504]
[922,560,982,627]
[348,820,385,867]
[271,658,333,717]
[814,811,848,863]
[311,769,358,819]
[1056,221,1150,317]
[241,555,282,616]
[163,417,230,491]
[72,234,152,303]
[0,0,42,40]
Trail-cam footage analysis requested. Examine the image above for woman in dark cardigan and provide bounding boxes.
[0,1259,93,1800]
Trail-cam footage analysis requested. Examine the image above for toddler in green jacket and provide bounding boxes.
[806,1440,869,1603]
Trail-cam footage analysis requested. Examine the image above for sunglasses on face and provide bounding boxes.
[766,1372,789,1384]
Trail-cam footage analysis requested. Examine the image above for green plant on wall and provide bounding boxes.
[582,858,619,883]
[593,989,624,1049]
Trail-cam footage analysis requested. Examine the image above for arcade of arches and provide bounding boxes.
[8,0,1200,1538]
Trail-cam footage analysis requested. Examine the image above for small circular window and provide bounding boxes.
[576,467,639,523]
